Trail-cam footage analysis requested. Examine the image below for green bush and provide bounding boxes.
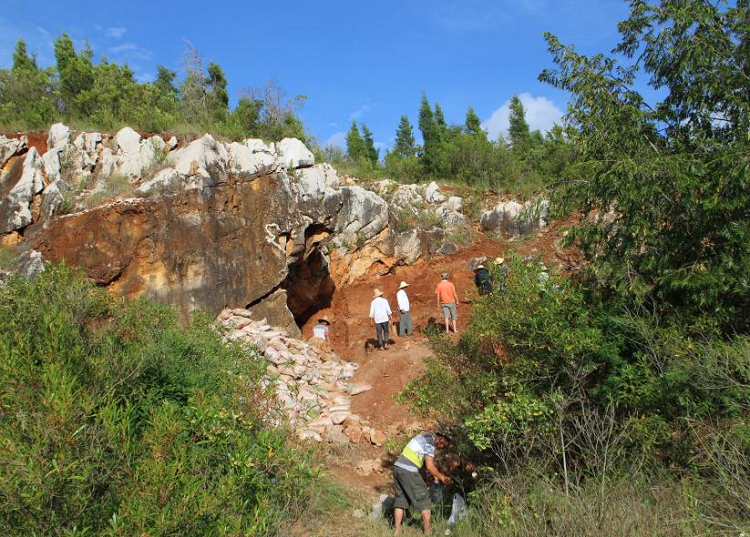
[403,255,750,472]
[0,265,318,537]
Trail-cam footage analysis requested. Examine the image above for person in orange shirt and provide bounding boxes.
[435,273,459,334]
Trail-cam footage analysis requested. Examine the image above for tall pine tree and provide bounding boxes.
[394,115,416,158]
[54,33,94,116]
[508,94,531,153]
[362,124,379,165]
[434,102,447,140]
[346,121,367,161]
[418,93,438,173]
[464,107,484,138]
[12,40,37,72]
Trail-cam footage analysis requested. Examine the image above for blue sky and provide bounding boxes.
[0,0,632,150]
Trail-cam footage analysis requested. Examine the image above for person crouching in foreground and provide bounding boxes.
[393,431,452,535]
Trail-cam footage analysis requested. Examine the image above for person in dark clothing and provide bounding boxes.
[473,264,493,295]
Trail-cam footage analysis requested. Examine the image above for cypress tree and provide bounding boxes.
[362,124,379,165]
[418,93,435,147]
[12,40,37,72]
[434,102,447,139]
[508,94,531,153]
[464,107,484,137]
[346,121,367,161]
[394,115,416,158]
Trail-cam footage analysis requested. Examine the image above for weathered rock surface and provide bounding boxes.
[35,173,297,317]
[2,124,533,329]
[217,310,385,443]
[0,135,27,170]
[481,198,550,236]
[277,138,314,169]
[0,149,44,233]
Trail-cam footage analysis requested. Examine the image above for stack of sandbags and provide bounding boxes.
[216,308,384,444]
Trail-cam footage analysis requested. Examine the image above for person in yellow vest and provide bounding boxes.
[393,431,452,535]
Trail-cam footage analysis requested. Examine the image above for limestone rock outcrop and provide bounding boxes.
[0,124,491,327]
[480,198,550,236]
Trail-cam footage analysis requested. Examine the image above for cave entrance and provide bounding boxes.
[281,224,336,329]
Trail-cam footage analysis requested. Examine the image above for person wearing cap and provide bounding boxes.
[311,316,331,342]
[396,281,413,337]
[393,431,452,535]
[473,263,492,296]
[435,273,459,334]
[369,288,393,350]
[494,256,509,286]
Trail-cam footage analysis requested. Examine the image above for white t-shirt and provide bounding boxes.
[396,289,410,312]
[312,324,329,339]
[369,296,392,324]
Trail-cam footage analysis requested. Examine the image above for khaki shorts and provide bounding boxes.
[441,302,457,320]
[393,466,430,511]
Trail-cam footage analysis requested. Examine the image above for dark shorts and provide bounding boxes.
[393,466,430,511]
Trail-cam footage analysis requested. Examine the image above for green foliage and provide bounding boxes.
[357,92,577,192]
[346,120,368,162]
[12,40,36,72]
[0,35,307,143]
[394,115,416,158]
[540,0,750,333]
[361,124,379,165]
[464,106,484,138]
[85,173,134,208]
[0,266,318,537]
[508,94,531,154]
[403,256,750,473]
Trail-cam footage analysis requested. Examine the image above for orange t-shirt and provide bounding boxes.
[435,280,458,304]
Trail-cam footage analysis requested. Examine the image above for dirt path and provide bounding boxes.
[300,220,576,502]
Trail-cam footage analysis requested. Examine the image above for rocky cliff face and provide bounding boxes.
[2,125,499,332]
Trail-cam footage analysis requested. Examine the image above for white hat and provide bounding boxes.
[494,257,505,265]
[399,281,409,289]
[373,288,384,298]
[475,264,485,270]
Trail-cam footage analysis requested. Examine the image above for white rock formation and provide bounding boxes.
[329,186,389,240]
[47,123,71,151]
[169,134,229,179]
[295,163,340,199]
[277,138,314,169]
[0,135,27,169]
[0,148,44,233]
[244,138,275,155]
[424,181,446,204]
[481,198,550,236]
[227,142,277,176]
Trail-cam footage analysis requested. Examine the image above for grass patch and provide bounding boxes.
[85,173,134,209]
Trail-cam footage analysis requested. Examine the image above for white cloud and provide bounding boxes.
[482,93,564,140]
[105,27,127,39]
[324,131,346,148]
[349,103,370,120]
[107,42,152,61]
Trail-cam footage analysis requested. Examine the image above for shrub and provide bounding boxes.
[0,265,319,537]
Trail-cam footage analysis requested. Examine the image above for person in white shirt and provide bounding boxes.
[369,288,393,350]
[311,316,331,341]
[396,281,413,337]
